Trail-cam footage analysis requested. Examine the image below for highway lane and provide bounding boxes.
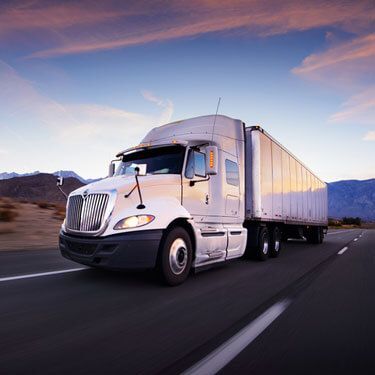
[222,229,375,374]
[0,229,370,373]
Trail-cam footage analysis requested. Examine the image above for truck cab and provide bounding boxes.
[59,115,248,285]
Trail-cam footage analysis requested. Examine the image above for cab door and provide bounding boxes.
[182,147,227,264]
[182,148,209,220]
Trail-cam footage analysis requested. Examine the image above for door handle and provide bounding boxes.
[205,194,209,205]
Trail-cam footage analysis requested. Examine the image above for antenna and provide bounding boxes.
[212,97,221,141]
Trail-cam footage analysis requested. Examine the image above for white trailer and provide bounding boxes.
[59,115,327,285]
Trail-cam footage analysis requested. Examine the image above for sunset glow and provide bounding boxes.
[1,0,374,180]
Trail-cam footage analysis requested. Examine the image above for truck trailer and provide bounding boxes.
[59,115,328,285]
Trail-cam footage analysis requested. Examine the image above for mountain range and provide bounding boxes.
[0,172,374,220]
[0,170,100,184]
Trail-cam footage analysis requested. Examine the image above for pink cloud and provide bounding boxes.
[293,34,375,76]
[329,88,375,125]
[0,0,371,58]
[363,131,375,141]
[0,1,130,37]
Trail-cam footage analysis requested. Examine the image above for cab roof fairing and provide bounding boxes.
[141,115,245,149]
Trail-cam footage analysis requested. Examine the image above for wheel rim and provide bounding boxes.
[274,238,280,252]
[274,230,280,252]
[262,235,269,255]
[169,238,188,275]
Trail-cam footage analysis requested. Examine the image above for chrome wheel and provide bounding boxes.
[169,238,188,275]
[274,238,280,252]
[262,236,269,255]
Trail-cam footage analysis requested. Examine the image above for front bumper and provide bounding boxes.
[59,229,164,269]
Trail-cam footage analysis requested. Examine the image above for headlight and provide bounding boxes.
[113,215,155,230]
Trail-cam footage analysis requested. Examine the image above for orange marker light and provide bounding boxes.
[209,150,215,168]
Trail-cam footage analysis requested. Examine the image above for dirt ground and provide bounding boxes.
[0,200,64,251]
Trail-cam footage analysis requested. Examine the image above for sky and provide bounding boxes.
[0,0,374,182]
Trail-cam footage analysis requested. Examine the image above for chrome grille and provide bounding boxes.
[66,193,109,232]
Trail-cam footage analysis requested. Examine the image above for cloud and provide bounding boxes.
[0,60,173,146]
[0,0,371,58]
[0,1,129,36]
[141,90,174,125]
[292,33,375,78]
[363,131,375,141]
[292,32,374,128]
[329,88,375,125]
[0,60,174,176]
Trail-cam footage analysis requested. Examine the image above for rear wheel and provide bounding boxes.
[306,226,323,244]
[255,227,269,261]
[158,227,192,286]
[269,226,282,258]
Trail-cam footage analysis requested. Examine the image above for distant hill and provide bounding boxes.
[0,171,41,180]
[0,173,84,205]
[327,179,375,221]
[0,170,100,184]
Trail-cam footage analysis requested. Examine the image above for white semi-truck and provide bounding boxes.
[59,115,327,285]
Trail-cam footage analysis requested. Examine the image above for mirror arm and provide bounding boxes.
[57,185,68,200]
[189,176,210,187]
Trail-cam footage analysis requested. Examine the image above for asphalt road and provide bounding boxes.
[0,229,373,374]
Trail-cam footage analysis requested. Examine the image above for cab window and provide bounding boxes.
[225,159,239,186]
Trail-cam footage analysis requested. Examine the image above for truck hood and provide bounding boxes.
[70,174,181,196]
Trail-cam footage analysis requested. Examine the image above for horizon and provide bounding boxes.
[1,169,375,184]
[1,0,374,182]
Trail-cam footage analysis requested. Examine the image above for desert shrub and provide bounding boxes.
[53,206,66,220]
[342,217,361,226]
[328,218,342,226]
[0,202,17,210]
[0,208,18,222]
[37,201,55,210]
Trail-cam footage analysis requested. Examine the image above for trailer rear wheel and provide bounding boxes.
[269,226,282,258]
[306,226,323,244]
[158,227,192,286]
[256,227,269,261]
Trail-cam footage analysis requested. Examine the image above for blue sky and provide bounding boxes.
[0,0,374,181]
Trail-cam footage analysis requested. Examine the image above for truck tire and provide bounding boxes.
[256,227,269,261]
[306,227,323,244]
[317,227,324,244]
[319,227,324,243]
[158,227,192,286]
[269,226,282,258]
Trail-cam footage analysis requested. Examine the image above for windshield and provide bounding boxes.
[115,145,186,176]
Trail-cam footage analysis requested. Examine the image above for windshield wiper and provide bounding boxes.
[124,167,145,209]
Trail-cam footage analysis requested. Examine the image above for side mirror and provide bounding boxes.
[133,163,147,176]
[56,176,64,186]
[108,162,115,177]
[206,146,218,175]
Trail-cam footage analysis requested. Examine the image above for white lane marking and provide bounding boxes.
[0,268,86,282]
[183,300,290,375]
[354,238,358,242]
[327,230,356,236]
[338,247,348,255]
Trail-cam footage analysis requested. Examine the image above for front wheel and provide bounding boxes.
[158,227,192,286]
